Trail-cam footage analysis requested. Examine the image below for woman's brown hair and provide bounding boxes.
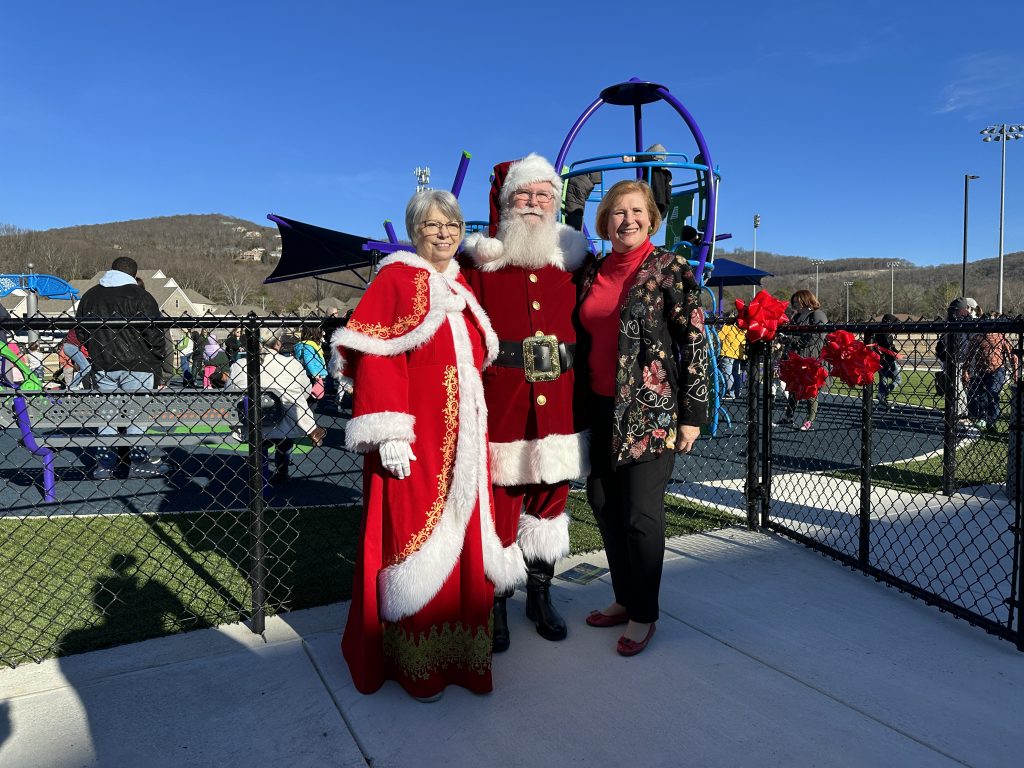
[790,289,820,310]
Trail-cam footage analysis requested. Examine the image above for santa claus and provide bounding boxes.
[461,153,590,651]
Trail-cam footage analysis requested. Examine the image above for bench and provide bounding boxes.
[0,388,282,503]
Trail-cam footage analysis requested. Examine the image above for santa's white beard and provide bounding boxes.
[496,208,560,268]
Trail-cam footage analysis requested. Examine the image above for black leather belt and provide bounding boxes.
[494,335,575,382]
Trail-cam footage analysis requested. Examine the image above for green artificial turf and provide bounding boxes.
[0,493,737,666]
[829,427,1010,494]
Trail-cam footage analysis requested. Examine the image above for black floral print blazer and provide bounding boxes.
[576,246,710,467]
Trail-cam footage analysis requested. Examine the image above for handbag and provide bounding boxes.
[310,376,325,400]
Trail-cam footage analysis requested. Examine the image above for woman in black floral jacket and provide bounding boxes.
[575,179,709,656]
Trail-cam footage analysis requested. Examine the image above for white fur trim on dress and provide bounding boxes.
[330,250,497,384]
[462,223,588,273]
[518,513,570,565]
[344,412,415,453]
[489,430,591,486]
[376,305,525,622]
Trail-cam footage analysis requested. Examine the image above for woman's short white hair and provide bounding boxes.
[405,189,463,244]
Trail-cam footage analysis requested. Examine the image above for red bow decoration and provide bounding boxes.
[778,352,829,401]
[735,290,789,343]
[820,330,881,386]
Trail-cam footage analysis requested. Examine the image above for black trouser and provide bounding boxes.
[269,438,294,469]
[586,395,675,623]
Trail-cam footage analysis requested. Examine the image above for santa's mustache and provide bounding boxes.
[512,205,548,219]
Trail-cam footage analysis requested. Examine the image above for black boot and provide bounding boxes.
[525,559,567,641]
[492,593,511,653]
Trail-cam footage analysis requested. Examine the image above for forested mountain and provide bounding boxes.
[0,215,366,313]
[717,247,1024,320]
[1,215,1021,318]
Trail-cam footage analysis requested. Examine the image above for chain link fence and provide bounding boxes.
[752,317,1023,650]
[1,313,1020,667]
[0,313,361,666]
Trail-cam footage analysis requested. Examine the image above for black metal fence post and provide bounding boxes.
[859,335,874,569]
[761,342,774,524]
[941,329,958,495]
[244,314,267,635]
[1011,329,1024,651]
[744,342,762,529]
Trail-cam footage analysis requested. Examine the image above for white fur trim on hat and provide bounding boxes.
[499,153,564,210]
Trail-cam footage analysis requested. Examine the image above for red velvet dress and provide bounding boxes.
[332,252,526,698]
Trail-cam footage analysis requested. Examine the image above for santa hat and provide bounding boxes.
[486,160,513,237]
[486,154,563,236]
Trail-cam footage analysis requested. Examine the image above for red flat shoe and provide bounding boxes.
[586,609,629,628]
[616,623,656,656]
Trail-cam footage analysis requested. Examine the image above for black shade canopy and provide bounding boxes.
[264,214,376,285]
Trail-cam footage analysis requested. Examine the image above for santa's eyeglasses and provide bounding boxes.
[420,221,464,235]
[513,190,554,204]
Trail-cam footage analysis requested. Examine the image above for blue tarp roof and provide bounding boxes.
[704,257,773,287]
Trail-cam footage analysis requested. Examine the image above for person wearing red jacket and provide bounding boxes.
[461,154,590,651]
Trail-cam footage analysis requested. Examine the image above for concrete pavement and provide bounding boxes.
[1,527,1021,767]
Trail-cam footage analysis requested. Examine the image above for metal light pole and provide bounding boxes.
[980,123,1023,314]
[752,214,760,298]
[843,280,854,323]
[811,259,825,296]
[962,174,980,297]
[26,262,38,345]
[886,261,900,315]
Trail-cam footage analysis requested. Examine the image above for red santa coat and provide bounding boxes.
[461,224,591,487]
[332,251,526,697]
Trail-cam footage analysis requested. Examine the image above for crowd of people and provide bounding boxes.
[938,296,1019,433]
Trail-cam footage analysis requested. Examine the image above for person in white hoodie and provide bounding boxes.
[228,330,325,484]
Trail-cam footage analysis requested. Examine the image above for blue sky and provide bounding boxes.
[2,1,1023,267]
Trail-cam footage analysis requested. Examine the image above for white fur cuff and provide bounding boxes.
[489,431,591,485]
[344,411,415,453]
[518,513,570,565]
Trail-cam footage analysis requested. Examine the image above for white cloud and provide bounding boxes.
[937,53,1024,117]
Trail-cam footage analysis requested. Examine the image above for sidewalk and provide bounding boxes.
[1,527,1021,767]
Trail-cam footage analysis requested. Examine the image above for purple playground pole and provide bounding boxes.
[451,151,471,198]
[553,96,605,176]
[634,104,644,180]
[383,220,398,244]
[13,396,56,503]
[655,86,716,284]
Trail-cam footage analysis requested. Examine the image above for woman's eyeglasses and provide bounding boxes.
[420,221,464,235]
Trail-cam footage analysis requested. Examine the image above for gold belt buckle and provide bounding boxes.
[523,334,560,383]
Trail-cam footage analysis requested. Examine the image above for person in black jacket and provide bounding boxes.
[563,170,602,231]
[641,143,672,218]
[776,289,827,430]
[76,256,169,479]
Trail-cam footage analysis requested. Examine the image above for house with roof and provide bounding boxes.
[67,269,214,317]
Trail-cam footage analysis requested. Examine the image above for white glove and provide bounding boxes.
[380,440,416,480]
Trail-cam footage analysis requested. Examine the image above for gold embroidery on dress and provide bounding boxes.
[388,365,459,565]
[382,619,492,680]
[348,271,429,339]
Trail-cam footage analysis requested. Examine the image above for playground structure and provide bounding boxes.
[264,78,779,433]
[264,78,752,302]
